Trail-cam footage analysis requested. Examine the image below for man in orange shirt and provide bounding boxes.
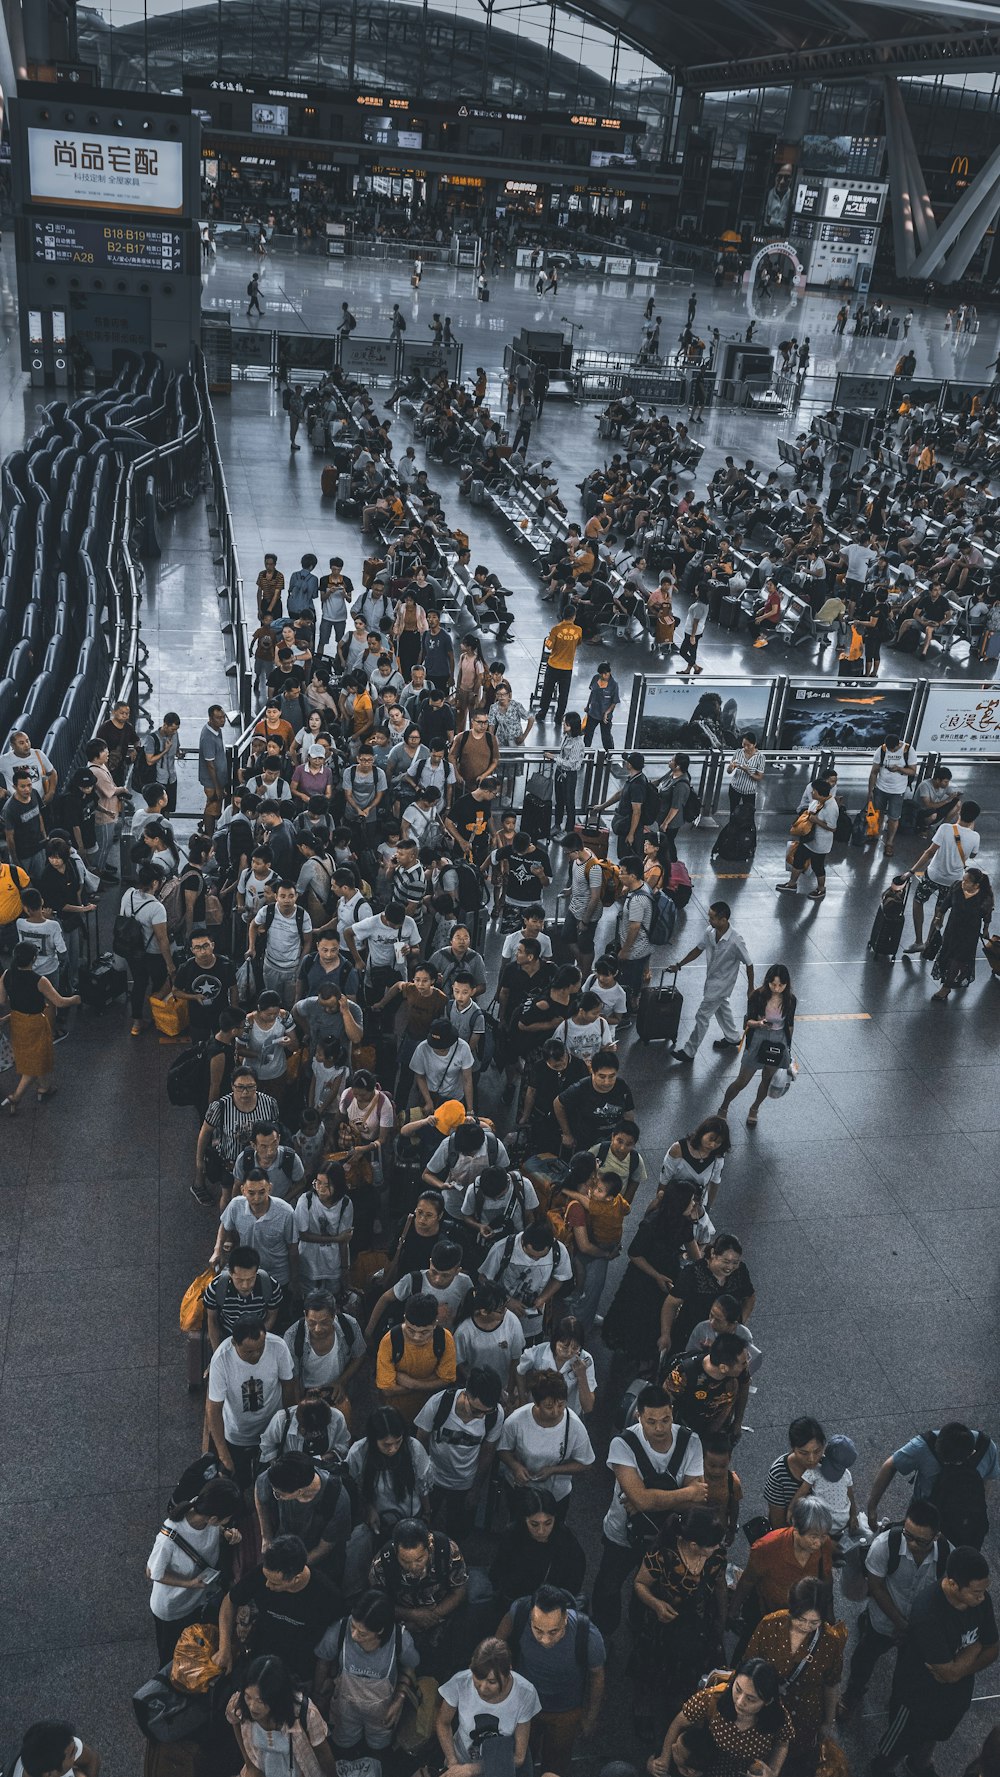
[375,1293,457,1422]
[538,619,583,723]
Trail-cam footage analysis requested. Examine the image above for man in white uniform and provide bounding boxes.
[667,902,754,1064]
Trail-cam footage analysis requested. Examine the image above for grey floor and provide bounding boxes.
[2,244,999,1773]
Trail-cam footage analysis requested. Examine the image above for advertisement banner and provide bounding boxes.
[602,255,632,276]
[340,336,397,375]
[401,340,461,379]
[636,679,774,751]
[915,685,1000,756]
[833,374,891,411]
[778,680,916,750]
[277,333,336,374]
[28,128,185,214]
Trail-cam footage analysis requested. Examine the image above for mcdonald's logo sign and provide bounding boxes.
[951,155,970,176]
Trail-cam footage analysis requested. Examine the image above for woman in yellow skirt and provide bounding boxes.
[0,939,80,1112]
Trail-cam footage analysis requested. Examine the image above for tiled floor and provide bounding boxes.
[1,245,999,1772]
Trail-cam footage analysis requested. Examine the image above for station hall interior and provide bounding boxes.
[3,0,1000,1775]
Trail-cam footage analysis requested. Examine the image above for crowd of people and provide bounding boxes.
[2,341,999,1777]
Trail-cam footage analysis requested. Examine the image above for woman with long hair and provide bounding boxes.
[601,1180,701,1369]
[719,964,796,1127]
[659,1115,732,1220]
[226,1652,337,1775]
[630,1508,727,1738]
[454,635,487,729]
[931,868,994,1001]
[488,1486,587,1607]
[347,1405,431,1540]
[651,1658,792,1777]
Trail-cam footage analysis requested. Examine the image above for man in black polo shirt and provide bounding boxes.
[873,1545,997,1775]
[218,1534,340,1686]
[553,1051,635,1152]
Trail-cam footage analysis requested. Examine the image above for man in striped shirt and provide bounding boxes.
[193,1065,280,1207]
[725,733,765,820]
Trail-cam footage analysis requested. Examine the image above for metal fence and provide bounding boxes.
[197,353,254,730]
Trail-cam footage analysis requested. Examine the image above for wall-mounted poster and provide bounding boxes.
[916,685,1000,756]
[635,679,774,750]
[778,680,917,750]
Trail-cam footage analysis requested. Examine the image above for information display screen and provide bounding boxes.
[27,127,184,213]
[31,216,184,270]
[822,183,884,223]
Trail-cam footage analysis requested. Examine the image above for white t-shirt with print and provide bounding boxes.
[498,1404,595,1501]
[454,1312,526,1389]
[415,1388,505,1490]
[438,1668,540,1762]
[208,1332,294,1443]
[479,1233,574,1338]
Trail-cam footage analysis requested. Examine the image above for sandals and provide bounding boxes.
[36,1087,57,1103]
[130,1021,145,1037]
[746,1112,759,1127]
[1,1097,16,1116]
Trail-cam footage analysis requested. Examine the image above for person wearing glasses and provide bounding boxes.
[839,1499,950,1719]
[193,1065,280,1208]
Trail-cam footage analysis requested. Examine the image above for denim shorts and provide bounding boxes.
[873,786,903,821]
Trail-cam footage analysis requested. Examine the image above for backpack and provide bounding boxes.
[473,1170,525,1234]
[281,386,292,411]
[510,1597,591,1673]
[159,874,185,934]
[682,778,702,822]
[584,854,621,908]
[619,1424,694,1549]
[431,1384,499,1439]
[0,863,28,924]
[113,889,156,962]
[447,1125,499,1171]
[844,1523,951,1603]
[389,1322,447,1366]
[456,861,487,912]
[130,739,156,792]
[923,1429,990,1547]
[247,280,256,297]
[167,1039,213,1107]
[648,888,676,947]
[497,1232,563,1303]
[256,901,307,955]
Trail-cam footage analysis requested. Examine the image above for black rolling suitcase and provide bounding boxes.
[79,951,129,1008]
[636,970,683,1044]
[720,594,743,631]
[868,875,909,961]
[711,811,757,868]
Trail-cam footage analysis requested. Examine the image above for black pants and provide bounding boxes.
[845,1609,897,1702]
[728,788,756,821]
[591,1535,640,1636]
[538,665,572,722]
[512,422,532,453]
[584,714,614,749]
[430,1484,475,1537]
[129,950,169,1020]
[679,632,700,670]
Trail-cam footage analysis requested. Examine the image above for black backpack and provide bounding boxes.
[619,1424,694,1550]
[923,1429,990,1548]
[510,1595,591,1672]
[473,1170,525,1234]
[113,889,156,963]
[255,901,306,955]
[456,860,487,912]
[431,1384,500,1439]
[683,777,702,822]
[166,1040,212,1107]
[389,1321,447,1366]
[293,1310,357,1367]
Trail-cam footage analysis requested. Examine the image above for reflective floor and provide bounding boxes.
[1,245,999,1773]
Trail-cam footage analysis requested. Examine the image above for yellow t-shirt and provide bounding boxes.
[546,623,582,671]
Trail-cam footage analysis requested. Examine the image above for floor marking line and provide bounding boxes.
[796,1012,872,1021]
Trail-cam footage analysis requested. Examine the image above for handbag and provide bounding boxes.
[790,809,815,839]
[760,1039,785,1068]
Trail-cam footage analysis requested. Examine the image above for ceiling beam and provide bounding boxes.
[682,25,1000,85]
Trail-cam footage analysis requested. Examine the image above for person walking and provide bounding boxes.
[512,395,536,456]
[287,385,304,452]
[582,664,620,753]
[929,868,994,1002]
[246,272,262,316]
[718,963,795,1128]
[905,800,981,955]
[0,939,80,1112]
[677,591,708,678]
[538,618,583,725]
[775,778,838,903]
[667,901,754,1066]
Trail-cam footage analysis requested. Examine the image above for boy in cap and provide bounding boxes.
[790,1433,860,1541]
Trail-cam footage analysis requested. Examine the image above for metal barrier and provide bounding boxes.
[197,352,254,728]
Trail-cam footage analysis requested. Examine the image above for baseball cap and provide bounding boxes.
[819,1435,857,1480]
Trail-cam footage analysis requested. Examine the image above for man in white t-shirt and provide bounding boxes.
[415,1371,505,1533]
[206,1320,296,1486]
[591,1384,707,1638]
[116,861,175,1034]
[252,883,312,1008]
[480,1224,574,1342]
[844,533,876,603]
[868,735,916,857]
[454,1283,526,1392]
[906,800,982,954]
[498,1371,595,1505]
